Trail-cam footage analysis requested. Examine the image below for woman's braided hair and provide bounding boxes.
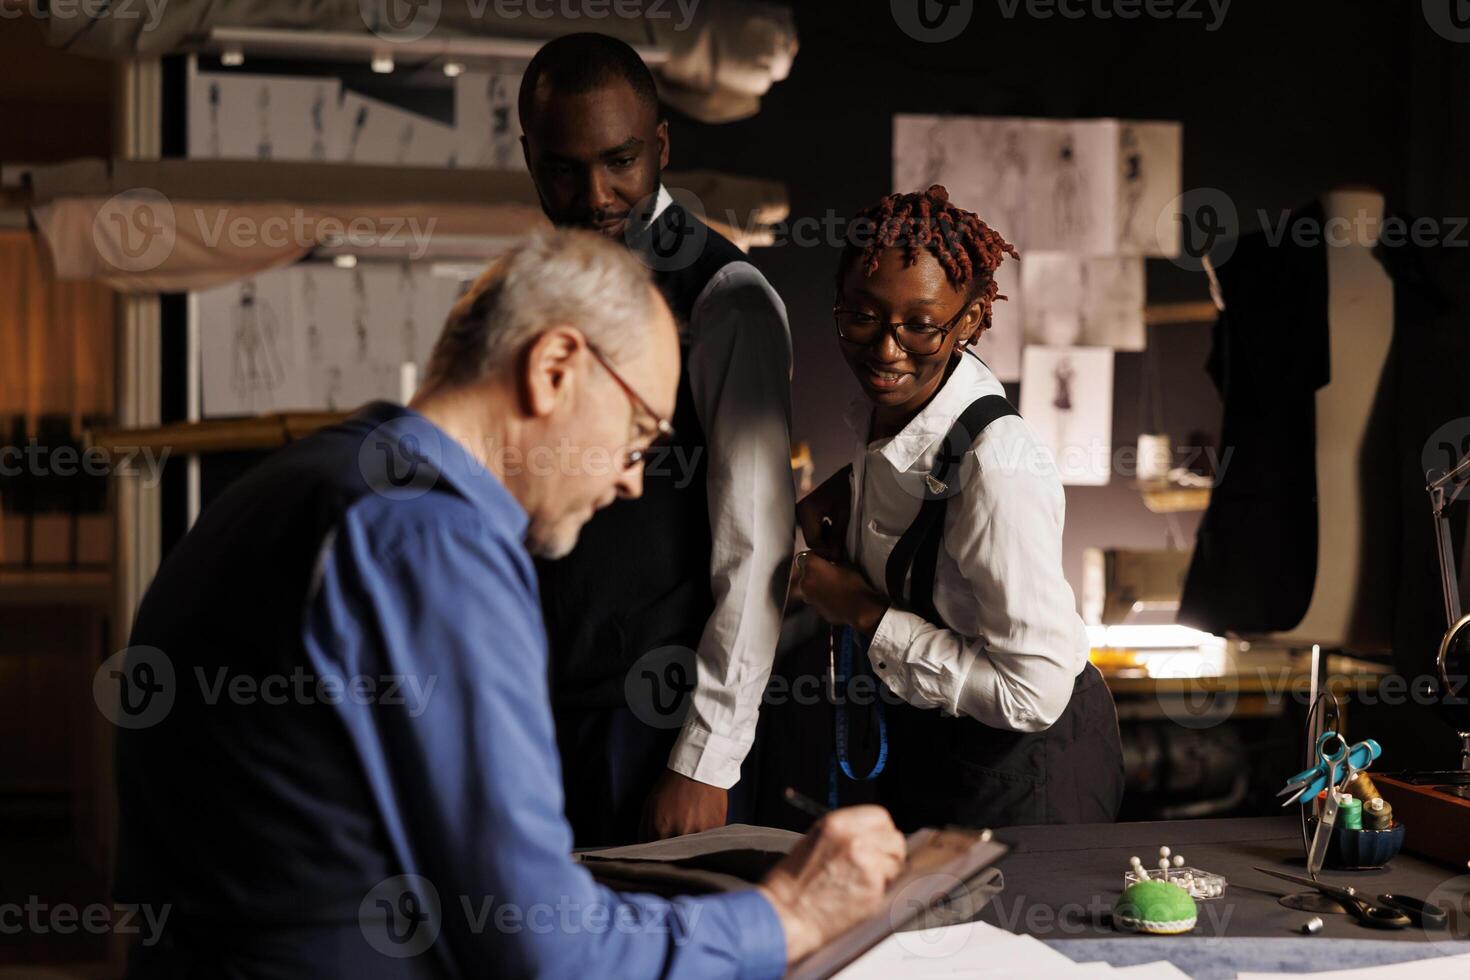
[839,184,1019,341]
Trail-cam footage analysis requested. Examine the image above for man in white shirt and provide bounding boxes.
[519,33,794,843]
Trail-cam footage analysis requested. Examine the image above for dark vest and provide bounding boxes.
[538,203,747,708]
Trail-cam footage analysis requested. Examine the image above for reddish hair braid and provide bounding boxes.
[842,184,1019,336]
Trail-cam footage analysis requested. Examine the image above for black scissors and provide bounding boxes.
[1252,869,1446,934]
[1376,893,1449,929]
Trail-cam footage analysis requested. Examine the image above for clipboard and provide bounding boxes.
[787,827,1008,980]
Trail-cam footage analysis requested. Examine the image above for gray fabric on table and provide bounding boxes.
[1044,937,1460,979]
[978,816,1469,943]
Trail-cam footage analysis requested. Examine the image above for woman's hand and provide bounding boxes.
[792,551,889,636]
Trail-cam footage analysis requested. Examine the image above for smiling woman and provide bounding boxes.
[794,184,1126,831]
[833,185,1019,438]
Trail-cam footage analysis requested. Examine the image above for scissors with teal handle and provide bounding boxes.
[1277,733,1380,807]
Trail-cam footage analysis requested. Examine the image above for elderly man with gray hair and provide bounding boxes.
[112,229,905,979]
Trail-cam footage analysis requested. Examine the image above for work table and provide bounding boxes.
[977,816,1469,974]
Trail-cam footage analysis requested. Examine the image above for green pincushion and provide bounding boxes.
[1112,880,1198,935]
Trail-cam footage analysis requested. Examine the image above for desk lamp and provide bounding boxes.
[1426,449,1470,795]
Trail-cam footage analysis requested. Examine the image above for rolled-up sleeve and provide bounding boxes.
[303,498,787,978]
[865,420,1089,732]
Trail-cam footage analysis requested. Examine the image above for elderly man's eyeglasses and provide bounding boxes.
[586,342,675,468]
[833,305,969,356]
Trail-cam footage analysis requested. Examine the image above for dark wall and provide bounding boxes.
[0,20,113,161]
[663,0,1458,601]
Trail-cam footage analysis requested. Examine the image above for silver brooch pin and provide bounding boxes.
[925,474,948,495]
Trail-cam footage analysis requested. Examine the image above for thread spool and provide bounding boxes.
[1339,796,1363,830]
[1364,796,1394,831]
[1345,771,1381,804]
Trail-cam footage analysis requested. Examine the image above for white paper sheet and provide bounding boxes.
[333,92,457,167]
[892,115,1182,257]
[1021,252,1085,347]
[293,263,463,411]
[833,920,1192,978]
[1022,253,1145,351]
[833,921,1080,978]
[198,271,308,416]
[188,72,342,162]
[455,71,525,171]
[892,115,1029,247]
[1106,963,1193,978]
[979,253,1023,381]
[1024,120,1119,256]
[1019,346,1114,486]
[1117,121,1183,257]
[202,263,464,417]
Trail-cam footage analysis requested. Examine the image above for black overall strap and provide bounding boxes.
[885,394,1019,625]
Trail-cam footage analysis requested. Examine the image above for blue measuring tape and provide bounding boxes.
[828,625,888,810]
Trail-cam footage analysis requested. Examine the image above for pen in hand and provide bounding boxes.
[784,787,832,819]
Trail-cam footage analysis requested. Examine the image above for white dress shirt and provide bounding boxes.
[844,352,1090,732]
[641,187,796,789]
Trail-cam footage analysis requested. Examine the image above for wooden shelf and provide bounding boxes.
[87,412,347,455]
[1145,301,1218,326]
[1138,482,1212,513]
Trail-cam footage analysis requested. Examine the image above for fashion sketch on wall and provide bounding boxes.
[456,72,526,170]
[895,115,1181,256]
[230,280,285,408]
[188,72,343,162]
[1115,121,1183,256]
[333,91,456,167]
[1019,345,1114,486]
[1021,253,1145,351]
[200,265,463,418]
[199,272,305,417]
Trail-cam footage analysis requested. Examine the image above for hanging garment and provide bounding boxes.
[1179,201,1470,684]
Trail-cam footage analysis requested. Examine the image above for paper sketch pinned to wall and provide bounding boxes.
[892,114,983,215]
[1023,121,1118,255]
[976,255,1023,382]
[1021,253,1145,351]
[988,122,1030,249]
[892,115,1181,256]
[334,92,457,168]
[201,264,464,417]
[891,115,1030,247]
[1116,121,1183,256]
[188,73,342,162]
[199,273,306,416]
[1019,346,1114,486]
[455,71,525,170]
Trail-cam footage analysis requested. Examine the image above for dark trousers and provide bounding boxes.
[875,663,1125,831]
[553,705,757,848]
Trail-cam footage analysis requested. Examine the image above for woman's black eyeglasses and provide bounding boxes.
[586,342,675,468]
[833,304,969,356]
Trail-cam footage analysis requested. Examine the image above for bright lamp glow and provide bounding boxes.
[1086,623,1224,650]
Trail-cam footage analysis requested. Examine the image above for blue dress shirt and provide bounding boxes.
[113,402,786,979]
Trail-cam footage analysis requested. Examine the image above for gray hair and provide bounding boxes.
[424,229,656,388]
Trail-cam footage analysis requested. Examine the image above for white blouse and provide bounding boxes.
[844,353,1090,732]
